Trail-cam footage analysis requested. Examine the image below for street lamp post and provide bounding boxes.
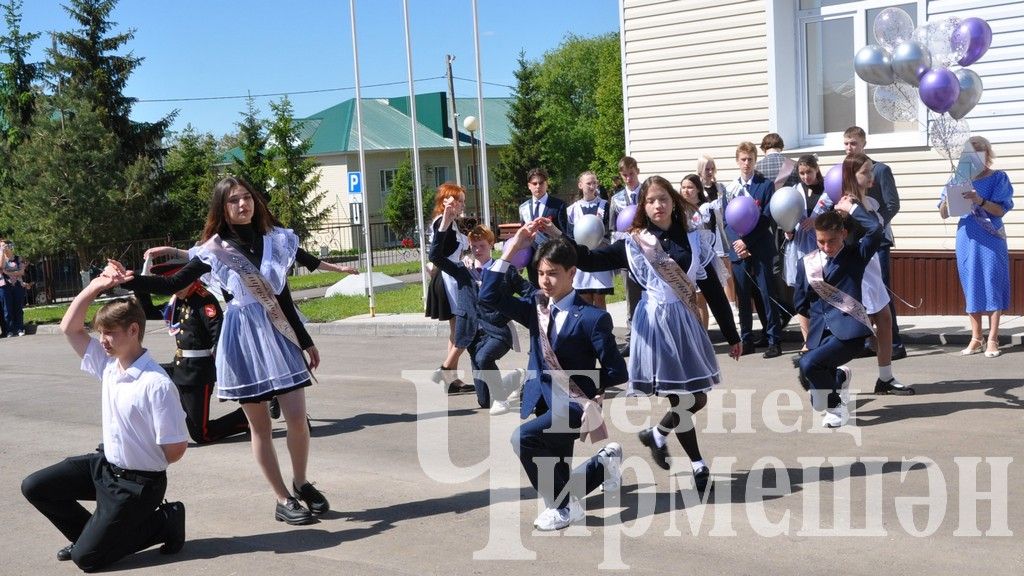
[463,115,481,218]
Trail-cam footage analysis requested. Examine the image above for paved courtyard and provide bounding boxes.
[1,329,1021,575]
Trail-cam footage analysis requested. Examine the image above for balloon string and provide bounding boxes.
[887,287,924,310]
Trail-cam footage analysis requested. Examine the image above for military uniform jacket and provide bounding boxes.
[168,290,222,387]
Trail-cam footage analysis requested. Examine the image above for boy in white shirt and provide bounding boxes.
[21,274,189,571]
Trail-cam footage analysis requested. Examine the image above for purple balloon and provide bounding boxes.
[824,164,843,203]
[954,17,992,67]
[616,204,637,232]
[919,68,961,114]
[507,243,533,270]
[724,195,759,237]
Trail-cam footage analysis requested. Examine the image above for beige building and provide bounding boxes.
[619,0,1022,314]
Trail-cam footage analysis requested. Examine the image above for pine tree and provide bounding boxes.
[492,52,546,222]
[232,95,270,198]
[265,95,329,243]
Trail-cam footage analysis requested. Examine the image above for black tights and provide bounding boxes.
[656,392,708,462]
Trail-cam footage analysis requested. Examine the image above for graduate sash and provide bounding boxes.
[203,235,303,350]
[803,250,874,333]
[630,229,701,318]
[535,300,607,443]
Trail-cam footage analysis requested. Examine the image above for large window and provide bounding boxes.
[380,168,397,200]
[433,166,449,187]
[784,0,922,148]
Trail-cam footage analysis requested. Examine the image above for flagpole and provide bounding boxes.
[350,0,375,314]
[403,0,429,306]
[471,0,491,228]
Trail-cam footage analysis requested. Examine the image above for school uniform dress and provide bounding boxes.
[425,214,469,321]
[478,265,628,509]
[126,225,319,403]
[428,226,536,408]
[567,198,614,294]
[572,221,740,396]
[954,170,1014,313]
[21,339,188,571]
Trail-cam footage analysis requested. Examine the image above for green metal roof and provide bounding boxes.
[220,92,510,163]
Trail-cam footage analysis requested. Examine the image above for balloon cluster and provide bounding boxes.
[854,8,992,163]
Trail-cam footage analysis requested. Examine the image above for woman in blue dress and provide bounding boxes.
[552,175,741,492]
[940,136,1014,358]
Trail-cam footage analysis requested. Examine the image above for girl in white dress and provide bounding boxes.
[566,171,614,309]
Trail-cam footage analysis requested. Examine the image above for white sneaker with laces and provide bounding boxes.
[533,497,584,531]
[837,365,852,404]
[489,399,511,416]
[598,442,623,492]
[822,403,849,428]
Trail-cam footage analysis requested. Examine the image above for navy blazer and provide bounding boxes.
[478,267,628,420]
[428,227,535,349]
[723,173,776,261]
[519,195,569,245]
[794,205,883,347]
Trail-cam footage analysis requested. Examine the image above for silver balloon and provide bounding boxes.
[854,45,895,85]
[929,113,971,162]
[572,214,605,250]
[948,69,983,120]
[769,186,805,233]
[874,7,916,51]
[891,41,931,86]
[914,18,969,69]
[873,81,919,122]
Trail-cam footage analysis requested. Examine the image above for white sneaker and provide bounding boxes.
[533,497,584,531]
[597,442,623,492]
[837,365,852,404]
[489,399,511,416]
[503,369,525,403]
[822,403,849,428]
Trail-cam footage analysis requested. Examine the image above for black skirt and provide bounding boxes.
[425,272,454,321]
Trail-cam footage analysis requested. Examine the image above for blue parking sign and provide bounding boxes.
[348,171,362,194]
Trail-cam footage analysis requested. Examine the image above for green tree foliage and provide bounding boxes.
[0,0,40,152]
[162,125,219,242]
[49,0,172,166]
[6,90,155,265]
[265,95,329,243]
[534,32,623,194]
[492,52,546,222]
[232,95,270,197]
[382,153,434,239]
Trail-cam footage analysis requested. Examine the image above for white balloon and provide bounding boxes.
[929,113,971,162]
[874,7,915,51]
[573,214,605,250]
[873,81,919,122]
[769,186,805,233]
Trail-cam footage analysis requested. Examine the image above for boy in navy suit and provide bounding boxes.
[518,168,568,285]
[479,224,627,531]
[794,198,883,428]
[724,141,783,358]
[429,202,535,411]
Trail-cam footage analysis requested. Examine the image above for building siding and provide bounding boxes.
[621,0,1023,254]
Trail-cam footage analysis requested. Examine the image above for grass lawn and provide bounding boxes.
[297,283,425,322]
[289,260,427,291]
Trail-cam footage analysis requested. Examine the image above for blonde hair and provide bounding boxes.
[696,153,717,184]
[967,135,995,166]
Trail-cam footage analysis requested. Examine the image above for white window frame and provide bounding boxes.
[769,0,928,152]
[379,168,397,201]
[433,166,449,188]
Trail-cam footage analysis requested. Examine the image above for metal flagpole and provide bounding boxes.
[350,0,375,315]
[403,0,429,306]
[471,0,491,227]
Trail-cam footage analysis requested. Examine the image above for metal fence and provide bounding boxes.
[26,222,441,305]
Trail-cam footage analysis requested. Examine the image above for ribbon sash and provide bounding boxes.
[203,235,303,350]
[630,229,702,318]
[535,300,607,443]
[803,250,874,333]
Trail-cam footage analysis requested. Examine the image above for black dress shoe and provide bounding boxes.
[762,344,782,359]
[275,497,316,525]
[638,428,670,470]
[294,482,330,515]
[159,501,186,554]
[874,378,915,395]
[693,465,711,493]
[858,346,877,358]
[268,397,281,419]
[740,342,756,356]
[891,345,908,360]
[57,544,74,562]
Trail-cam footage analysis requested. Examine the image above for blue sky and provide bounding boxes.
[15,0,620,137]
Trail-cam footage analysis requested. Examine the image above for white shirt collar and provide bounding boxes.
[550,290,576,313]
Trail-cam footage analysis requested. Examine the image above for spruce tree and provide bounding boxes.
[0,0,40,151]
[492,52,546,222]
[265,95,329,243]
[382,153,433,239]
[163,125,219,242]
[232,95,270,198]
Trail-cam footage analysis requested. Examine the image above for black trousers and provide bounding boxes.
[21,452,168,572]
[177,382,249,444]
